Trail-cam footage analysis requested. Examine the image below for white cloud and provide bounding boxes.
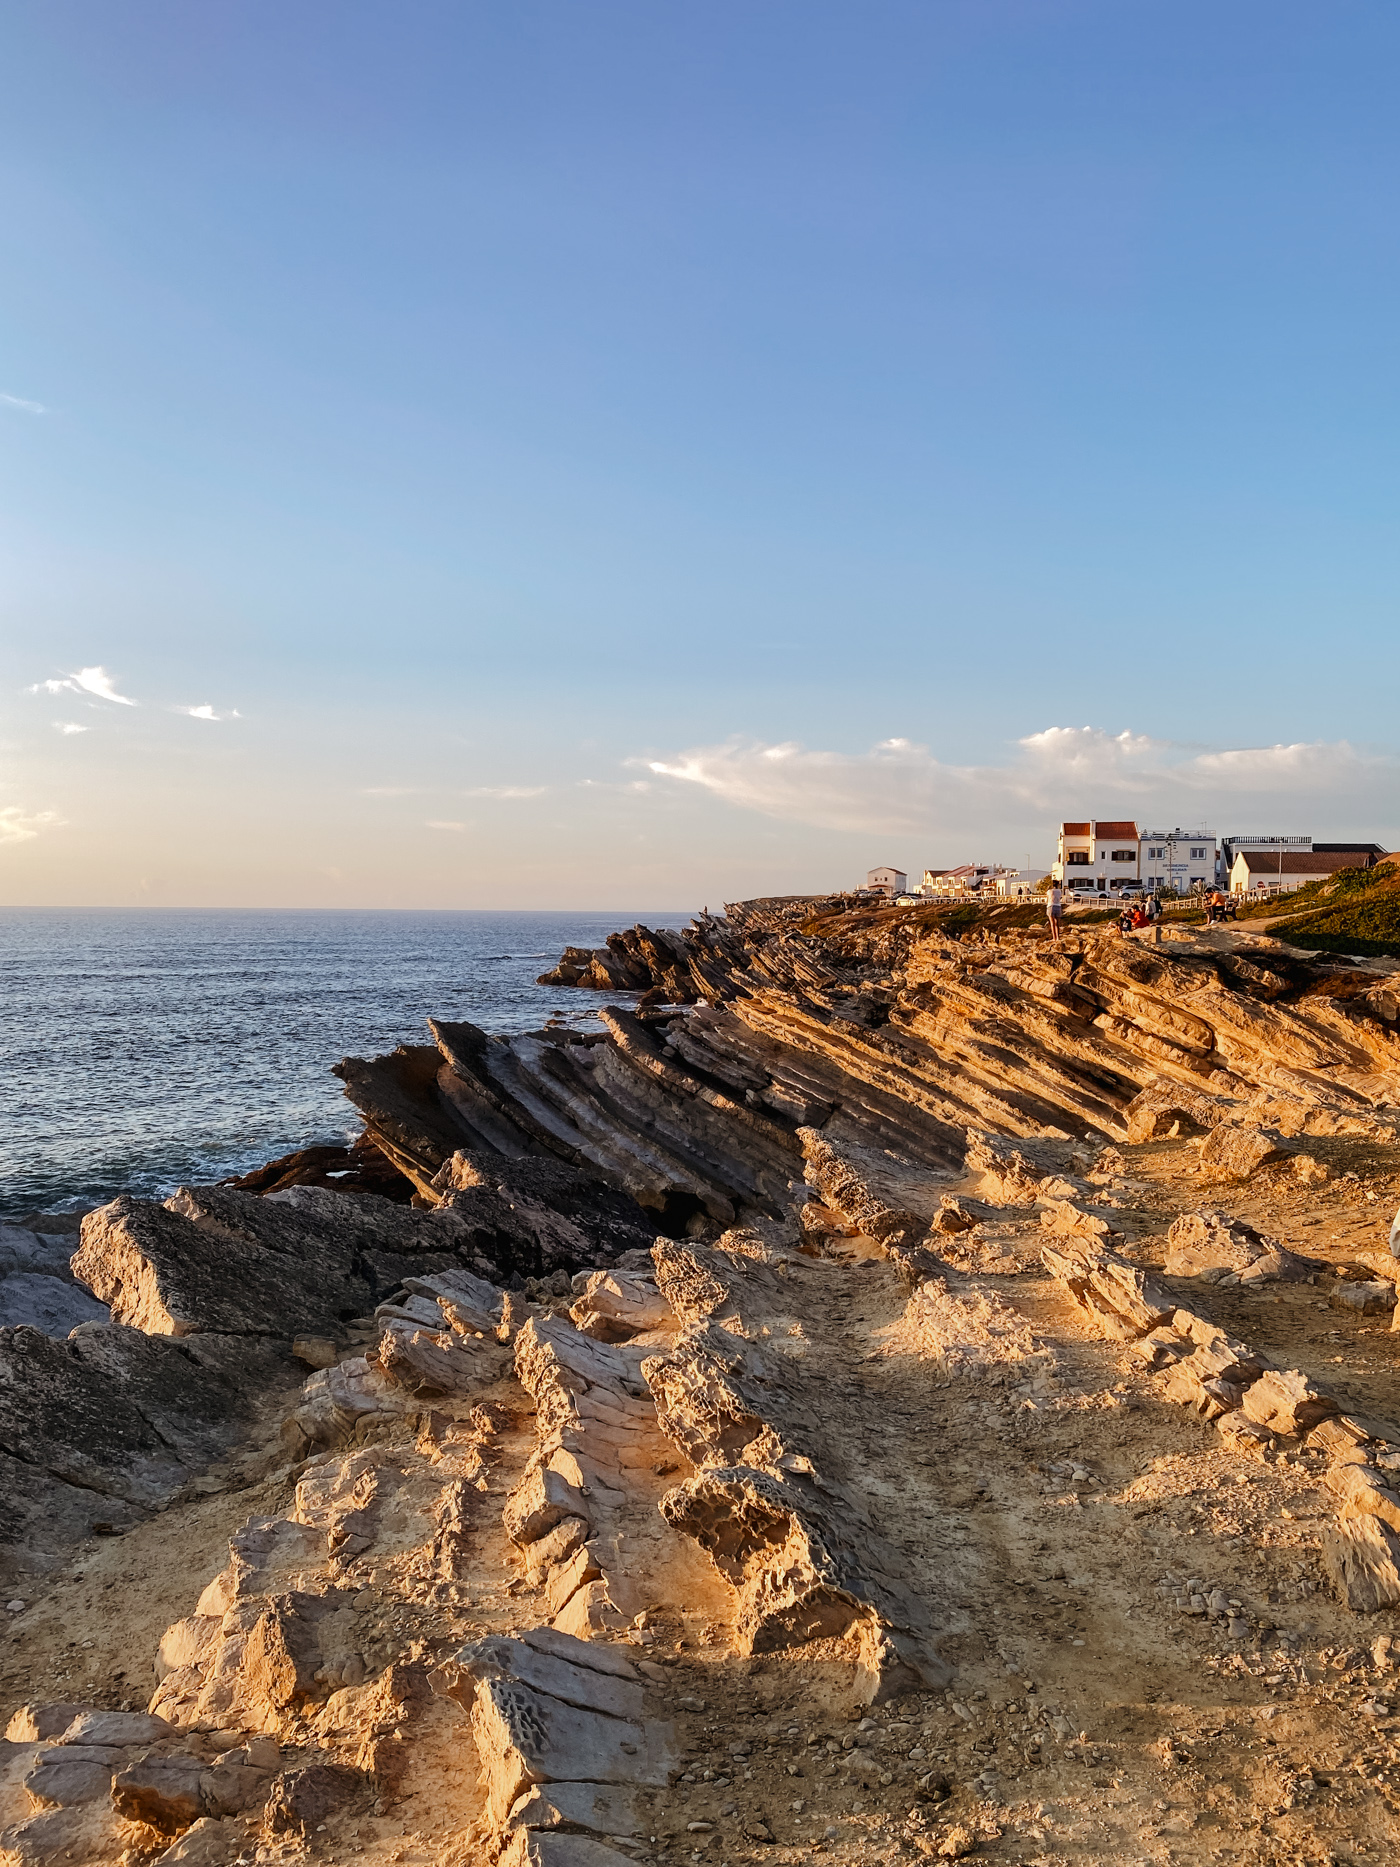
[464,786,547,799]
[177,704,241,721]
[54,722,87,735]
[0,392,46,415]
[640,727,1396,840]
[0,806,63,845]
[426,819,469,832]
[28,665,137,706]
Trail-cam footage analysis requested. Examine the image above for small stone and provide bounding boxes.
[1228,1617,1249,1640]
[686,1821,713,1833]
[677,1696,707,1713]
[938,1826,978,1859]
[5,1600,24,1614]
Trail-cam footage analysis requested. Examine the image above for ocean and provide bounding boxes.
[0,908,694,1218]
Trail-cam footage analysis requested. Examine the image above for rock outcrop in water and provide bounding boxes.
[2,897,1399,1867]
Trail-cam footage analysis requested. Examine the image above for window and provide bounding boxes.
[1190,847,1206,859]
[1066,851,1090,866]
[1110,849,1136,862]
[1145,846,1164,860]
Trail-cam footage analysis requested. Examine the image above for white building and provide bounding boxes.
[1053,820,1143,893]
[866,866,907,898]
[924,863,1000,898]
[1219,834,1312,887]
[1230,846,1386,894]
[994,867,1050,898]
[1053,821,1217,895]
[1139,829,1218,895]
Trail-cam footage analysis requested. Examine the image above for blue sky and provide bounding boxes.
[2,1,1398,905]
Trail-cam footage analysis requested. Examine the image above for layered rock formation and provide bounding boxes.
[2,899,1399,1866]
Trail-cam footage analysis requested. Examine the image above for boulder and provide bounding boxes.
[60,1712,172,1746]
[111,1756,207,1834]
[436,1631,643,1721]
[471,1673,670,1829]
[1199,1125,1295,1182]
[500,1830,642,1867]
[0,1803,117,1866]
[1122,1084,1233,1143]
[262,1763,368,1838]
[374,1320,509,1397]
[1040,1240,1175,1341]
[74,1194,378,1338]
[1322,1514,1400,1613]
[23,1755,112,1807]
[505,1780,645,1842]
[1164,1209,1316,1283]
[1330,1279,1395,1316]
[152,1816,256,1864]
[569,1271,672,1342]
[5,1705,91,1743]
[0,1272,109,1336]
[1241,1369,1339,1437]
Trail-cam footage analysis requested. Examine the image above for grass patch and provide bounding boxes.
[1260,858,1400,958]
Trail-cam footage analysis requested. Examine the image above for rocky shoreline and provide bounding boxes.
[2,895,1399,1866]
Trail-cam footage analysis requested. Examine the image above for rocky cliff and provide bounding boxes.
[2,900,1399,1867]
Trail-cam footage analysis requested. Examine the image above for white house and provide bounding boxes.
[1230,847,1381,894]
[1219,834,1312,887]
[994,868,1050,898]
[1053,820,1143,893]
[1053,821,1218,894]
[866,867,907,898]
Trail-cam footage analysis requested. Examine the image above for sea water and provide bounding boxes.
[0,908,693,1215]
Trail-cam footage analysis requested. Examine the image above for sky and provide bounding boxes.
[2,0,1398,908]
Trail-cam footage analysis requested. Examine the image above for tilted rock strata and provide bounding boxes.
[1043,1234,1400,1610]
[340,914,1399,1257]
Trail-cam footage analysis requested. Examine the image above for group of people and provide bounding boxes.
[1114,897,1161,935]
[1044,881,1162,947]
[1043,881,1238,945]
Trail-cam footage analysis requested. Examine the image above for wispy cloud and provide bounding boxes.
[29,665,137,706]
[176,704,241,721]
[464,785,546,799]
[54,722,87,736]
[426,819,469,832]
[0,392,46,415]
[0,806,64,845]
[641,727,1396,839]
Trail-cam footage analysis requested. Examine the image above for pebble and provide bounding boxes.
[5,1601,23,1614]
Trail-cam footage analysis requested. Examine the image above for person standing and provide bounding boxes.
[1046,880,1065,947]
